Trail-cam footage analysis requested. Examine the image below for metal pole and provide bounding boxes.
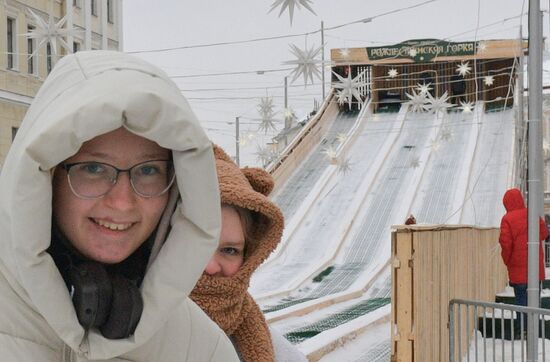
[321,21,325,101]
[518,27,526,190]
[284,76,289,129]
[527,2,543,360]
[235,116,240,166]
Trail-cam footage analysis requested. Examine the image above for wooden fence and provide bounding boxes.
[391,225,508,362]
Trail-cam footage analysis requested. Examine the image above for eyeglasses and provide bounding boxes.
[61,160,175,199]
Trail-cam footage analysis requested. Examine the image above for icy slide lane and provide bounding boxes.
[250,109,406,299]
[272,110,360,222]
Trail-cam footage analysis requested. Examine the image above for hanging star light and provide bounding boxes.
[337,157,352,175]
[323,146,338,164]
[331,70,367,110]
[408,48,418,57]
[425,91,453,114]
[484,75,495,86]
[430,139,441,151]
[409,155,420,169]
[269,0,316,25]
[335,90,348,106]
[336,133,347,144]
[283,43,322,85]
[477,41,487,52]
[339,48,351,59]
[459,101,474,114]
[23,9,79,58]
[388,68,399,78]
[456,61,471,77]
[415,82,432,95]
[404,89,428,113]
[257,97,278,134]
[284,106,297,125]
[255,146,273,167]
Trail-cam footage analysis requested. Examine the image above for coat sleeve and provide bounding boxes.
[499,217,513,266]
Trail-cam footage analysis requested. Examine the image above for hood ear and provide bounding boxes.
[241,167,273,196]
[212,144,233,163]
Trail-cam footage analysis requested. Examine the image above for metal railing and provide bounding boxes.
[449,299,550,362]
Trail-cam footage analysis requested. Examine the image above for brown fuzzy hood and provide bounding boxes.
[213,145,284,279]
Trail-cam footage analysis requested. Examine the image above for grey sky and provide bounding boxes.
[123,0,531,165]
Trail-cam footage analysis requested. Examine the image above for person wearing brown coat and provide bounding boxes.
[190,145,307,362]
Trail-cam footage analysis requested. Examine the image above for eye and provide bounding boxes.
[79,162,106,175]
[136,164,161,176]
[220,247,241,256]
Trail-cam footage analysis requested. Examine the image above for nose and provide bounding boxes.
[204,257,222,276]
[103,172,136,210]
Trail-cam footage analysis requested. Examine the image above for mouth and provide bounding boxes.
[91,218,134,231]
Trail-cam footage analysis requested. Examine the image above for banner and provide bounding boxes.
[366,39,477,62]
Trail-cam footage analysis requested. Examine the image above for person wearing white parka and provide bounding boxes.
[0,51,239,361]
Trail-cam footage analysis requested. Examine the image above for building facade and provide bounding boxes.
[0,0,122,165]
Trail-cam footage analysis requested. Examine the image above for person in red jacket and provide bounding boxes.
[499,188,548,333]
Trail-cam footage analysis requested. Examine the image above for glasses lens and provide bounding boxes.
[67,162,116,198]
[130,160,175,197]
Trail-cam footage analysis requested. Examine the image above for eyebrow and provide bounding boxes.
[221,240,245,246]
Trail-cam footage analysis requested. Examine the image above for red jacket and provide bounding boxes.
[499,188,548,284]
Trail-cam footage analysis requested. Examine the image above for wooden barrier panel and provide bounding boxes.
[391,225,508,362]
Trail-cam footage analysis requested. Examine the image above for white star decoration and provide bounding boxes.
[440,127,453,141]
[409,156,420,169]
[331,70,366,110]
[415,82,432,95]
[323,146,338,164]
[337,157,352,174]
[284,44,322,85]
[409,48,417,57]
[388,68,399,78]
[456,61,471,77]
[404,89,428,113]
[477,42,487,52]
[459,101,474,114]
[336,133,347,144]
[284,107,297,124]
[269,0,316,25]
[339,48,351,59]
[23,9,80,58]
[257,97,278,134]
[425,91,453,114]
[255,146,278,167]
[484,75,495,86]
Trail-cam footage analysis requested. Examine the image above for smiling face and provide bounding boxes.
[52,127,171,264]
[204,205,246,277]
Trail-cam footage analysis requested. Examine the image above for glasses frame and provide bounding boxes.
[61,159,176,199]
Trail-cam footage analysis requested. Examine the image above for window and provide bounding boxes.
[91,0,97,16]
[107,0,114,23]
[27,26,36,75]
[7,17,15,69]
[73,41,80,53]
[11,127,18,141]
[46,43,52,74]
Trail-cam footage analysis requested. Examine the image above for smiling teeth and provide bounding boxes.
[94,219,132,231]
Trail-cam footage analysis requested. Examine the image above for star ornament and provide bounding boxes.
[388,68,399,78]
[408,48,418,57]
[283,43,322,85]
[331,70,367,110]
[23,9,80,58]
[484,75,495,86]
[456,61,471,77]
[415,82,432,95]
[459,101,474,114]
[425,91,453,114]
[404,89,428,113]
[269,0,316,25]
[323,146,338,164]
[337,157,352,175]
[336,133,347,144]
[339,48,351,59]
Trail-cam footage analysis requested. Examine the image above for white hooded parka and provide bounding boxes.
[0,51,239,362]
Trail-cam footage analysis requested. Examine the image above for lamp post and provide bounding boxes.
[235,116,240,166]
